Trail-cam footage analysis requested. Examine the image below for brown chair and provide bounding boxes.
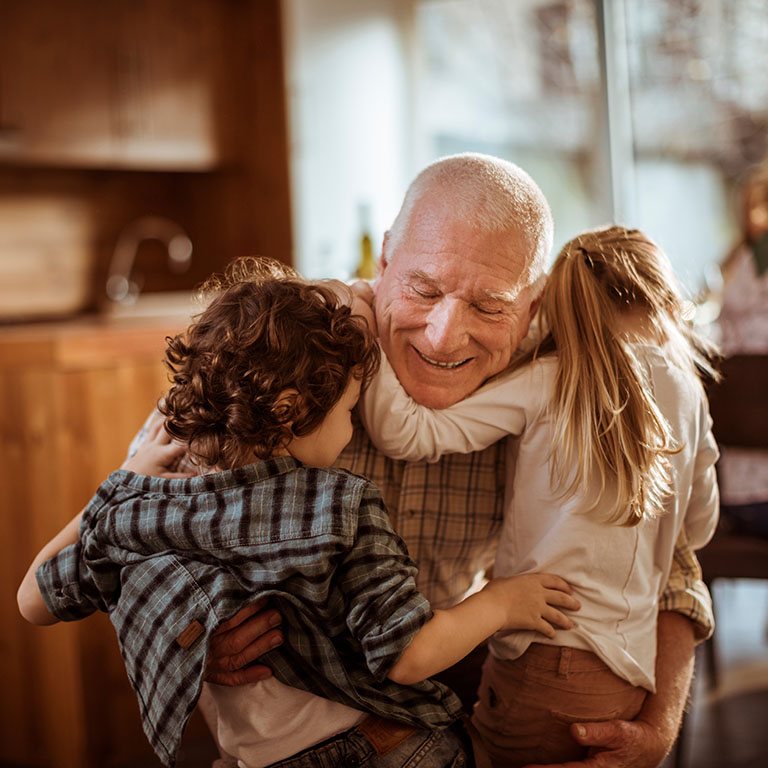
[675,355,768,768]
[698,354,768,684]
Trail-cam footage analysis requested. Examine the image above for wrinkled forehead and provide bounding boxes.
[407,192,537,257]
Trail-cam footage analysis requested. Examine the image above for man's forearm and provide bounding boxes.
[660,526,714,642]
[638,611,696,744]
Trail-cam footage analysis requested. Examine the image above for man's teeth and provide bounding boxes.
[417,350,469,368]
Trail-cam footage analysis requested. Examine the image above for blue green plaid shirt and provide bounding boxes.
[36,457,463,767]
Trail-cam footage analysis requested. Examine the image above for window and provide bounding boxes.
[285,0,768,295]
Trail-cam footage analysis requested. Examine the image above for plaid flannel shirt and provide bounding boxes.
[37,458,463,767]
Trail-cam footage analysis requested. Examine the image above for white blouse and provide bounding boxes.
[360,345,719,690]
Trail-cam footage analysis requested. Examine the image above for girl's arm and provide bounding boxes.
[388,572,579,685]
[360,353,540,463]
[340,488,580,686]
[17,510,84,625]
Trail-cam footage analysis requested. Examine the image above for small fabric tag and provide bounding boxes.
[357,715,418,756]
[176,619,205,650]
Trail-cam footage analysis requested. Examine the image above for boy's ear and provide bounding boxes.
[273,389,299,424]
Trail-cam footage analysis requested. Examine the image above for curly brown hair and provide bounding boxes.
[159,257,380,470]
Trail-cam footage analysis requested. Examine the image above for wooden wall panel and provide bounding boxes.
[1,366,88,767]
[0,318,212,767]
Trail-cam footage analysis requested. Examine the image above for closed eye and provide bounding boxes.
[473,301,508,316]
[476,305,503,315]
[410,285,441,300]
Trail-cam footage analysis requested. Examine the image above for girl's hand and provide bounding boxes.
[122,411,195,478]
[484,573,580,637]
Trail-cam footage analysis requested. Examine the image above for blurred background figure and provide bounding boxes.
[715,161,768,539]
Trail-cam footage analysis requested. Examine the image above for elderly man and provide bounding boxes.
[164,154,712,768]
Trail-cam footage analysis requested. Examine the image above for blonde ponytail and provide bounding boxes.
[539,227,711,525]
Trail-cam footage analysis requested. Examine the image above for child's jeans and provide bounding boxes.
[265,716,472,768]
[471,644,647,768]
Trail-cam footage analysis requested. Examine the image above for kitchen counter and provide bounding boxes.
[0,312,190,368]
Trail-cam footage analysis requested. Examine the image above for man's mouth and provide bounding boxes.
[415,347,471,369]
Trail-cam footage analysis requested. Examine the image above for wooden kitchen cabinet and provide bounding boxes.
[0,0,292,324]
[0,1,114,165]
[0,0,224,169]
[0,316,214,767]
[108,0,224,169]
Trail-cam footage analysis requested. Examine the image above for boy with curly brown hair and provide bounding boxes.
[18,257,578,768]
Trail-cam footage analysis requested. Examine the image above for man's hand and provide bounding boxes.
[523,719,669,768]
[525,611,695,768]
[206,600,284,686]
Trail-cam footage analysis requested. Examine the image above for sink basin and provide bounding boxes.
[102,291,201,320]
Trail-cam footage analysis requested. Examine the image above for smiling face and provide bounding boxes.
[374,199,539,409]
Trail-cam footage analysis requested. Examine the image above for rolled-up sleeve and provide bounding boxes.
[659,525,714,641]
[36,539,105,622]
[339,485,433,680]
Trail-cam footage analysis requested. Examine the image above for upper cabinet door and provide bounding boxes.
[0,0,224,170]
[0,1,115,165]
[110,0,224,170]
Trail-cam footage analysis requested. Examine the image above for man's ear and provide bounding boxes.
[529,278,547,319]
[378,231,391,276]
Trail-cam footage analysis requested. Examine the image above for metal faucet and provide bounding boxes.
[106,216,193,304]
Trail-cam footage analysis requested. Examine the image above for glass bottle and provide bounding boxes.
[354,202,377,280]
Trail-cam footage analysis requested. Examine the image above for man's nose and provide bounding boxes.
[424,298,470,351]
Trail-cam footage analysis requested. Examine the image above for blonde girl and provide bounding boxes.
[359,225,720,767]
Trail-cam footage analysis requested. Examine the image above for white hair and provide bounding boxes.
[388,153,554,293]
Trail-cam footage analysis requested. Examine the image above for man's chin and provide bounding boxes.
[403,377,477,409]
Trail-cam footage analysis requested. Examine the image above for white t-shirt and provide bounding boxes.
[360,344,719,691]
[209,677,364,768]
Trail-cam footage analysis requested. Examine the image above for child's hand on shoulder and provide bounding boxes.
[122,411,195,479]
[484,573,580,637]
